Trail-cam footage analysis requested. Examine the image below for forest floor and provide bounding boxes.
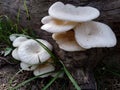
[0,46,120,90]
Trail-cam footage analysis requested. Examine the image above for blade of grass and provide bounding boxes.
[11,71,61,90]
[8,69,23,90]
[105,68,120,77]
[60,61,81,90]
[23,0,30,20]
[17,8,20,24]
[42,70,64,90]
[35,39,60,65]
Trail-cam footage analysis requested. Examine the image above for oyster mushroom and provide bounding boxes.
[49,2,100,22]
[41,2,116,52]
[52,30,85,51]
[20,62,38,71]
[33,63,55,78]
[41,16,77,33]
[41,2,100,33]
[13,36,28,47]
[41,16,52,24]
[74,21,117,49]
[17,39,52,64]
[9,34,18,41]
[12,48,20,60]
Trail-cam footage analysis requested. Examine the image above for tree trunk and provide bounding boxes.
[0,0,120,89]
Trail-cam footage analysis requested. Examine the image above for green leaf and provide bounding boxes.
[4,47,12,56]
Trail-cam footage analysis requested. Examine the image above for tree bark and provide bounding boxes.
[0,0,120,89]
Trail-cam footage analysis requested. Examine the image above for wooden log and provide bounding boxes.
[0,0,119,89]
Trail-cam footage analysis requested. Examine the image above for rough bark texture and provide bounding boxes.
[0,0,120,90]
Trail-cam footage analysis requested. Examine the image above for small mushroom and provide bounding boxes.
[13,36,28,47]
[20,62,38,71]
[49,2,100,22]
[12,48,20,60]
[74,21,117,49]
[52,30,85,51]
[41,16,52,24]
[41,16,77,33]
[18,39,52,64]
[9,34,19,41]
[33,63,55,78]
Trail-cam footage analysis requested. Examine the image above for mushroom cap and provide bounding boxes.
[9,34,18,41]
[20,62,38,71]
[41,16,52,24]
[74,21,117,49]
[18,39,52,64]
[52,30,85,51]
[36,39,53,50]
[13,36,28,47]
[41,17,77,33]
[12,48,20,60]
[33,64,55,78]
[49,2,100,22]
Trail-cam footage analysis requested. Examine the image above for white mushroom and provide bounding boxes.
[74,21,117,49]
[36,39,53,50]
[41,16,77,33]
[17,39,52,64]
[49,2,100,22]
[13,36,28,47]
[9,34,19,41]
[52,30,85,51]
[41,16,52,24]
[33,63,55,78]
[20,62,38,71]
[12,48,20,60]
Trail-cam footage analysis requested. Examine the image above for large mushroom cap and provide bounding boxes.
[20,62,38,71]
[18,39,52,65]
[74,21,117,49]
[52,30,85,51]
[41,16,77,33]
[13,36,28,47]
[49,2,100,22]
[33,64,55,78]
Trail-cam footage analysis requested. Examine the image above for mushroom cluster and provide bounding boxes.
[41,2,117,51]
[10,34,56,78]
